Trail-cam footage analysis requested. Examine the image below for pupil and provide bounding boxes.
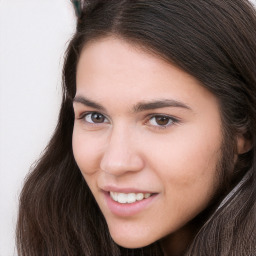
[92,113,104,123]
[156,116,169,125]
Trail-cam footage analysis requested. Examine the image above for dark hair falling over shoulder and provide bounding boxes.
[17,1,256,255]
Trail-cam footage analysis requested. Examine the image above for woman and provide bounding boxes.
[16,0,256,255]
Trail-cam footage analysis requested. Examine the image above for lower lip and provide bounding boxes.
[104,192,158,217]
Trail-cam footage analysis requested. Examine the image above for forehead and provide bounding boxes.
[76,37,218,114]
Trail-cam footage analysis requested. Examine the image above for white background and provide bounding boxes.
[0,1,255,255]
[0,1,75,255]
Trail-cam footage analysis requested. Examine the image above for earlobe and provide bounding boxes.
[236,134,252,154]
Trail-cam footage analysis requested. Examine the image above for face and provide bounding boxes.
[72,37,223,249]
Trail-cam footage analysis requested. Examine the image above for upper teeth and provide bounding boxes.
[110,192,151,204]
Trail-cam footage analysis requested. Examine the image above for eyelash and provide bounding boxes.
[78,112,109,126]
[146,114,179,129]
[77,112,179,129]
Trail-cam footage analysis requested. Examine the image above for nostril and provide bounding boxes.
[100,148,144,175]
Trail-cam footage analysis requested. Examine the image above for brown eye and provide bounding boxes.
[155,116,170,125]
[85,112,107,123]
[149,115,175,127]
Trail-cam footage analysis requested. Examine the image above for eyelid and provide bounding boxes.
[75,111,180,129]
[146,114,180,128]
[77,111,110,124]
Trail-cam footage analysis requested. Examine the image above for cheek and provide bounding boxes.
[153,135,222,229]
[146,125,222,200]
[72,129,102,175]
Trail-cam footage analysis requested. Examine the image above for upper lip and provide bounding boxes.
[100,185,156,194]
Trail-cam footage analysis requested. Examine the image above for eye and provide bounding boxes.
[83,112,108,124]
[148,115,177,128]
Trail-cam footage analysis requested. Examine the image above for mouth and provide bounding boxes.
[103,190,158,217]
[109,191,152,204]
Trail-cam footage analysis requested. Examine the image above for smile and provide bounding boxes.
[104,190,158,217]
[110,192,152,204]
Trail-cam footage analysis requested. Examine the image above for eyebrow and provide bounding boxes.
[133,99,191,112]
[73,96,106,111]
[73,96,191,112]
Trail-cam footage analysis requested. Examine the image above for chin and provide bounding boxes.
[112,237,152,249]
[108,227,155,249]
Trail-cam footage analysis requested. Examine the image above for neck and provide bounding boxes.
[160,197,220,255]
[161,222,198,256]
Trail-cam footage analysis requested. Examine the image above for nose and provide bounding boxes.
[100,126,145,176]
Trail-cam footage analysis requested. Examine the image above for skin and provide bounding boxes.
[72,37,243,255]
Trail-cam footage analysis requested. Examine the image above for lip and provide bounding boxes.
[101,185,156,194]
[103,190,158,217]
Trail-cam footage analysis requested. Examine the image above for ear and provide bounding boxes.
[236,134,252,154]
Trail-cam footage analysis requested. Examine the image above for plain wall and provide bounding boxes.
[0,1,255,255]
[0,1,75,255]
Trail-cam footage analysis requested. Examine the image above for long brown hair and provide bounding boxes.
[17,1,256,255]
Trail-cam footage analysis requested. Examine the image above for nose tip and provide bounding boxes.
[100,134,144,176]
[100,153,144,176]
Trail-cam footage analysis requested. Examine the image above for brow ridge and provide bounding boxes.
[73,96,106,111]
[133,99,191,112]
[73,96,191,113]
